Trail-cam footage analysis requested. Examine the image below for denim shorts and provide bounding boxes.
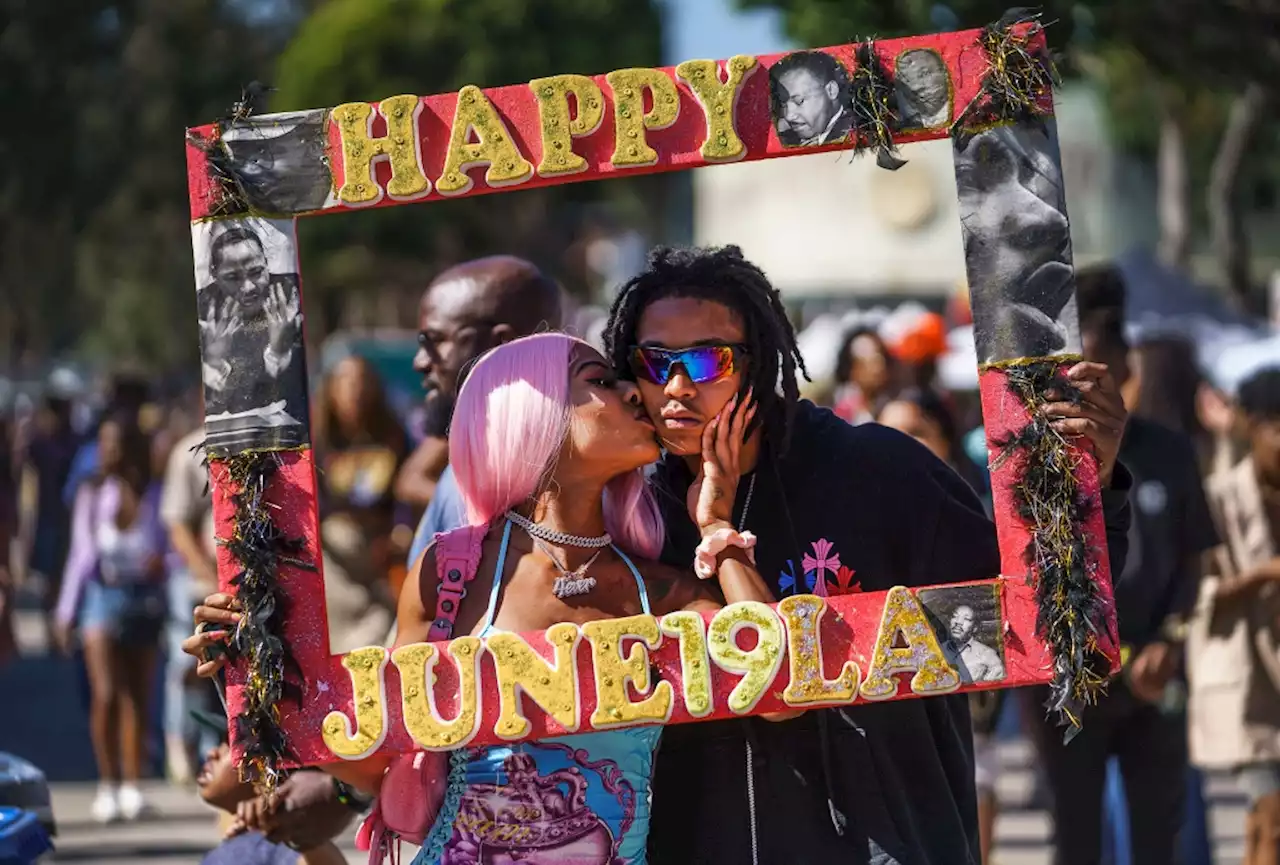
[79,581,167,646]
[1238,762,1280,808]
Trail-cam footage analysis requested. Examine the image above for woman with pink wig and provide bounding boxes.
[189,333,785,865]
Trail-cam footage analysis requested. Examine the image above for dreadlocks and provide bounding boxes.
[603,244,810,454]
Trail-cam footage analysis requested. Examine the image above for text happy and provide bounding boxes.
[329,58,759,206]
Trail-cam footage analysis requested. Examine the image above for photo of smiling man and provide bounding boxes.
[953,121,1080,364]
[769,50,853,148]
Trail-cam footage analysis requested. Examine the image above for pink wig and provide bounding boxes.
[449,333,664,559]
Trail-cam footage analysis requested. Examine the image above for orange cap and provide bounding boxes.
[887,311,947,364]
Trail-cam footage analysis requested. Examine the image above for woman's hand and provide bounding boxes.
[53,621,76,657]
[182,592,241,678]
[1041,362,1128,488]
[687,389,757,532]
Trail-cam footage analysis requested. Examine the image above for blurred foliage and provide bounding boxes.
[271,0,667,322]
[1,0,665,374]
[0,0,282,375]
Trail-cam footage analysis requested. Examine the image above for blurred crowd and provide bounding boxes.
[2,253,1280,864]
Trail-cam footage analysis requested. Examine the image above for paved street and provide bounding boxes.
[4,609,1247,864]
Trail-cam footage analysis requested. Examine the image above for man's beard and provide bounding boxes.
[422,389,456,438]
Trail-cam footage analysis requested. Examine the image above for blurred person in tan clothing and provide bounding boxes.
[1192,365,1280,865]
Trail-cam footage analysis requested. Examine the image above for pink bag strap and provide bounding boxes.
[425,524,487,641]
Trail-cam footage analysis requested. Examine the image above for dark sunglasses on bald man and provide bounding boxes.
[629,344,747,385]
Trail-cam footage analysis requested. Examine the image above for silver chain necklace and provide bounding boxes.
[504,510,612,548]
[531,536,603,599]
[738,473,757,532]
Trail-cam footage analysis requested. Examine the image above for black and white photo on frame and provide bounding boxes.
[769,51,853,148]
[917,584,1008,684]
[954,120,1081,366]
[894,48,952,130]
[192,216,309,451]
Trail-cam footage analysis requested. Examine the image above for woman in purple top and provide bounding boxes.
[55,414,168,824]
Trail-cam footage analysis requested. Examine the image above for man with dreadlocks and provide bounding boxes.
[603,245,1134,865]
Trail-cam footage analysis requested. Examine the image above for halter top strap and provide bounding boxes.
[477,519,650,636]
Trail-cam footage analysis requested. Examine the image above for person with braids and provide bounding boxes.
[603,244,1135,865]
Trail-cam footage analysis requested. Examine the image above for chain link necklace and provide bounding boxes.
[505,509,611,600]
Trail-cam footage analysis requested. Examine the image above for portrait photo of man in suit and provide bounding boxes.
[895,48,953,130]
[193,218,309,452]
[770,50,853,148]
[918,585,1008,685]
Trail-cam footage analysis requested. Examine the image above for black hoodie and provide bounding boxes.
[646,400,1131,865]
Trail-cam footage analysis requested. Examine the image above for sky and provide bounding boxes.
[663,0,793,66]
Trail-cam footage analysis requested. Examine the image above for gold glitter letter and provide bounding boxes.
[582,615,673,729]
[390,637,483,750]
[707,601,785,714]
[675,56,758,162]
[321,647,389,759]
[779,595,860,707]
[331,95,430,205]
[860,586,960,700]
[529,74,605,177]
[436,85,534,196]
[659,611,714,717]
[606,68,680,169]
[488,623,582,740]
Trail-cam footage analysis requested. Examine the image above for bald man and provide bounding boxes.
[396,256,563,567]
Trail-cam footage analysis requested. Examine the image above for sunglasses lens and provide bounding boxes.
[680,346,735,383]
[632,346,736,385]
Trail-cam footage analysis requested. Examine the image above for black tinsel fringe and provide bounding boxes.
[951,10,1059,149]
[217,448,313,791]
[991,361,1110,743]
[849,40,906,171]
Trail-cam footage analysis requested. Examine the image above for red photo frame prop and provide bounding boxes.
[186,19,1120,775]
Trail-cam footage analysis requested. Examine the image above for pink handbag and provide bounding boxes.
[355,524,487,865]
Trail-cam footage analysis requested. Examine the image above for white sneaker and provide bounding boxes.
[91,786,120,824]
[117,784,153,821]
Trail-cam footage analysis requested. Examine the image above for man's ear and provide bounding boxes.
[492,323,517,345]
[824,80,840,103]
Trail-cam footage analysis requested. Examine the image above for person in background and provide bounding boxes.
[876,387,999,864]
[603,244,1132,865]
[1189,366,1280,865]
[883,308,948,391]
[192,711,348,865]
[0,414,16,666]
[1026,265,1216,865]
[55,413,169,823]
[159,388,220,784]
[62,374,151,507]
[20,394,81,638]
[403,256,565,568]
[1100,333,1218,865]
[877,387,989,504]
[313,355,411,650]
[830,326,896,425]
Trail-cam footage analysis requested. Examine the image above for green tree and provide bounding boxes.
[738,0,1280,306]
[0,0,283,372]
[270,0,667,326]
